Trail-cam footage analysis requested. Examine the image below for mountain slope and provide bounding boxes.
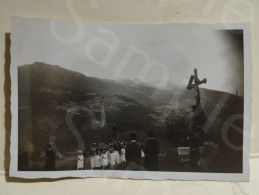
[18,62,244,158]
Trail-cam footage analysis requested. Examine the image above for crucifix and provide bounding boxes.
[187,69,207,147]
[187,68,207,106]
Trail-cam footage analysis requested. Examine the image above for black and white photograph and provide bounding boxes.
[10,17,251,181]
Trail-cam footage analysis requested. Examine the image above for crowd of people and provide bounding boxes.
[78,131,160,171]
[86,142,126,170]
[18,130,221,172]
[18,130,161,171]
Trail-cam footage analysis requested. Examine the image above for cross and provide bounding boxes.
[187,68,207,105]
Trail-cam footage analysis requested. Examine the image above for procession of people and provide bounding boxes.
[18,129,221,172]
[87,131,160,171]
[88,141,122,170]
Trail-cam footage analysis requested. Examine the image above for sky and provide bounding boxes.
[12,17,244,96]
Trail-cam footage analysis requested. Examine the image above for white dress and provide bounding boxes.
[95,154,101,168]
[115,150,121,165]
[109,152,116,166]
[120,148,126,163]
[90,154,96,169]
[141,149,145,158]
[77,154,84,169]
[101,152,109,167]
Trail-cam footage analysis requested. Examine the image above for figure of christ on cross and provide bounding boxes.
[187,69,207,105]
[187,69,208,147]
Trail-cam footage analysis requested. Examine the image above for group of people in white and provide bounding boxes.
[77,131,160,171]
[77,142,127,170]
[90,146,126,169]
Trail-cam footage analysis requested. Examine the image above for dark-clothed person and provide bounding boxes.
[144,131,160,171]
[18,146,28,171]
[197,141,215,172]
[125,133,142,170]
[45,144,56,171]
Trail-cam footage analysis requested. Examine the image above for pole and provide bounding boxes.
[101,96,106,146]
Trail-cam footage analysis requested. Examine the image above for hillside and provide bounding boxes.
[18,62,244,170]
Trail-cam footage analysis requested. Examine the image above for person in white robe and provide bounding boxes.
[115,149,121,166]
[95,150,102,169]
[109,149,116,169]
[120,147,126,164]
[90,148,96,169]
[77,151,84,170]
[101,150,109,169]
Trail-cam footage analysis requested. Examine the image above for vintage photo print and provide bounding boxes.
[10,17,251,181]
